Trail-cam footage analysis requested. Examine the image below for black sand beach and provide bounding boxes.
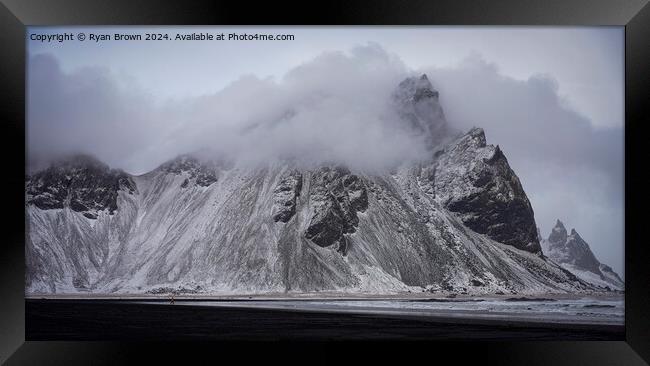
[26,299,624,341]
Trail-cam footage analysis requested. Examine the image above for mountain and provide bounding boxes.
[26,75,600,296]
[540,220,624,291]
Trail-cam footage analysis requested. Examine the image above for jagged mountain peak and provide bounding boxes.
[414,74,437,101]
[432,127,541,254]
[541,221,623,291]
[454,127,487,150]
[396,73,439,101]
[549,219,568,243]
[393,74,447,149]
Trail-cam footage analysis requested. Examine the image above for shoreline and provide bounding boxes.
[25,293,624,327]
[25,291,625,301]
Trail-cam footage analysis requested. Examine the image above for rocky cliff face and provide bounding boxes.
[26,154,136,219]
[271,170,303,223]
[541,220,623,290]
[25,75,601,295]
[303,167,368,254]
[431,128,542,254]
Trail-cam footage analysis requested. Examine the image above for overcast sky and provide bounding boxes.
[26,26,624,276]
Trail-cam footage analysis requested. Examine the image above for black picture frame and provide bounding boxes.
[1,0,648,364]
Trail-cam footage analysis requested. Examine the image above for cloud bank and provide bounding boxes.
[27,44,623,275]
[28,44,429,173]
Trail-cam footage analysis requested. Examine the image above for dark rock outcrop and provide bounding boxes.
[304,166,368,254]
[272,170,303,223]
[26,154,136,218]
[160,154,220,187]
[432,128,541,254]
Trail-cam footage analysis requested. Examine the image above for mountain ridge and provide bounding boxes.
[25,74,610,296]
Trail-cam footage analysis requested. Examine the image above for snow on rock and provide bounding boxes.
[26,154,136,219]
[271,169,303,223]
[432,127,542,254]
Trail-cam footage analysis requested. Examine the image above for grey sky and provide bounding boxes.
[26,26,624,276]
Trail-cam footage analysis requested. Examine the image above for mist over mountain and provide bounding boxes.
[26,73,614,296]
[28,45,435,173]
[27,44,624,280]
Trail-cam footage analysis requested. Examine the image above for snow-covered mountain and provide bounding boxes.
[540,220,624,291]
[26,74,603,296]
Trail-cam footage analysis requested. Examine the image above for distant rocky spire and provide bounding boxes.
[548,219,568,244]
[544,220,605,276]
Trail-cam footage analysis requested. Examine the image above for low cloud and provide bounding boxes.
[28,44,426,173]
